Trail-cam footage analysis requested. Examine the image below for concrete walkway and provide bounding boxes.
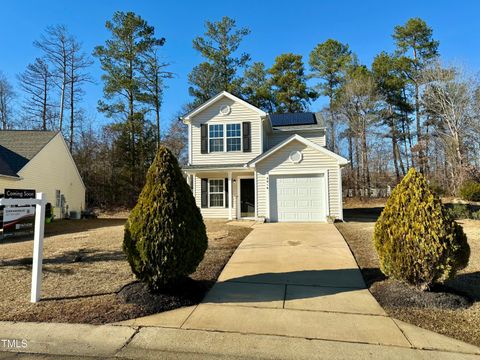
[1,223,480,359]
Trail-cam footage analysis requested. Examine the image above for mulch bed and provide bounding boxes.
[370,280,472,310]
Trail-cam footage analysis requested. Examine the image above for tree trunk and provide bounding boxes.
[329,98,336,152]
[354,136,361,197]
[155,71,160,149]
[361,118,370,198]
[392,133,400,182]
[69,57,75,152]
[42,76,47,130]
[59,61,66,132]
[414,82,425,173]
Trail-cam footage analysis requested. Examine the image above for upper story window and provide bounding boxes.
[207,123,242,152]
[226,124,241,151]
[209,124,224,152]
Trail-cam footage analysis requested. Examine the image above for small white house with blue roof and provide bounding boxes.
[182,91,348,222]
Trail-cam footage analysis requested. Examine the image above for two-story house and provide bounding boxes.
[182,91,348,222]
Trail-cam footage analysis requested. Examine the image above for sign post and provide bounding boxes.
[31,192,46,303]
[0,192,46,303]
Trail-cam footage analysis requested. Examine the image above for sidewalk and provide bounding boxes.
[1,223,479,359]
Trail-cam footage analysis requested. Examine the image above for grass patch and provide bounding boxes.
[336,206,480,347]
[0,218,252,324]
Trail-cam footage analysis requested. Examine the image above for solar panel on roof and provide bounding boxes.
[270,113,317,127]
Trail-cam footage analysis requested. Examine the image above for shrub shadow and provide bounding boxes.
[343,207,383,222]
[0,248,126,268]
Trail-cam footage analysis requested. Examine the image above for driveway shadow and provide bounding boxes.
[205,269,366,304]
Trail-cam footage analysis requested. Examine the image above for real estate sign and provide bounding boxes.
[2,188,36,237]
[3,206,35,235]
[4,188,36,199]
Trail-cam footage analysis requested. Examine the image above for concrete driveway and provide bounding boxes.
[3,223,480,359]
[125,223,480,355]
[183,223,406,346]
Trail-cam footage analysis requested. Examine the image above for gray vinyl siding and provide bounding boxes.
[255,140,342,220]
[267,129,326,149]
[190,97,262,165]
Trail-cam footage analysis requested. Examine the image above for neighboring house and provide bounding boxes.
[182,91,348,222]
[0,130,85,219]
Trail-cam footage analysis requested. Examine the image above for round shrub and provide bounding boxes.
[459,181,480,202]
[374,168,470,290]
[123,146,208,291]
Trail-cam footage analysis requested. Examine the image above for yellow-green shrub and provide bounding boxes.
[459,181,480,202]
[123,146,208,291]
[374,168,470,289]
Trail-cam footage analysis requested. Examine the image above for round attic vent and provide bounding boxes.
[289,150,303,164]
[219,105,231,115]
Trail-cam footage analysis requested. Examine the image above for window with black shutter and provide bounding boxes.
[225,178,229,208]
[201,178,208,207]
[201,124,208,153]
[242,122,251,152]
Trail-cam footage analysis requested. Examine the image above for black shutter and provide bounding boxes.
[201,124,208,154]
[225,178,229,208]
[242,122,251,152]
[201,178,208,208]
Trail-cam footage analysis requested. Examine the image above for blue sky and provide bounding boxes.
[1,0,479,130]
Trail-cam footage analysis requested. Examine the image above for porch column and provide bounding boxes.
[228,172,233,220]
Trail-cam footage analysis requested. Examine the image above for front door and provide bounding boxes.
[240,178,255,218]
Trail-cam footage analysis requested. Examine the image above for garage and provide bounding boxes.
[269,174,326,222]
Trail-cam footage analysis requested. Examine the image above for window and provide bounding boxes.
[226,123,241,151]
[55,190,61,207]
[209,124,224,152]
[209,179,224,207]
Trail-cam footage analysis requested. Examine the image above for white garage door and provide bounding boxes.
[270,174,326,222]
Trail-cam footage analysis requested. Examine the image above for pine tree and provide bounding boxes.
[309,39,352,152]
[269,53,317,113]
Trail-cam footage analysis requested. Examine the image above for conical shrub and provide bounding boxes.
[374,168,469,289]
[123,146,208,291]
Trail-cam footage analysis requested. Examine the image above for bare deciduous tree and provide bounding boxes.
[423,63,478,192]
[0,72,15,129]
[17,58,55,130]
[34,25,70,131]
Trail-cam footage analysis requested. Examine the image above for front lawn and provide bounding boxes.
[0,218,252,324]
[336,207,480,347]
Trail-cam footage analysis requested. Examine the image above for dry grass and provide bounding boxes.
[336,211,480,347]
[0,218,252,324]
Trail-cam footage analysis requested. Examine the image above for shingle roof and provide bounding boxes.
[270,112,324,127]
[0,130,58,177]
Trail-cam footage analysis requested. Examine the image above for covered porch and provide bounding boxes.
[184,165,256,220]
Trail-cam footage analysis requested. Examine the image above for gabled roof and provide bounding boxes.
[0,130,58,177]
[182,91,267,122]
[247,134,349,167]
[270,112,324,127]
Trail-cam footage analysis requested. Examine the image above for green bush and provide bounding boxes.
[428,181,446,196]
[123,146,208,291]
[471,210,480,220]
[459,181,480,202]
[374,168,470,290]
[447,204,472,220]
